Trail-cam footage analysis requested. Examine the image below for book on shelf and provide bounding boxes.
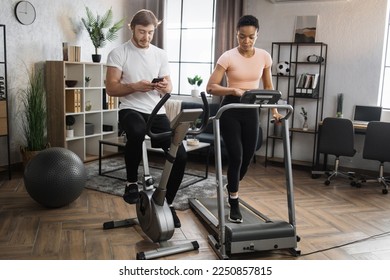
[66,45,81,62]
[296,73,320,89]
[62,42,68,61]
[303,74,312,88]
[295,73,320,97]
[295,75,303,88]
[108,96,115,109]
[311,73,319,89]
[66,89,81,112]
[296,73,307,88]
[102,89,107,109]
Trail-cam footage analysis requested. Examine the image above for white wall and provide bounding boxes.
[246,0,389,170]
[0,0,147,166]
[0,0,389,172]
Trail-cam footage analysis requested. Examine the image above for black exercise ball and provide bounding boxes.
[24,147,86,208]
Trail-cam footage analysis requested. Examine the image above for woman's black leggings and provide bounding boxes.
[119,109,187,205]
[220,108,259,194]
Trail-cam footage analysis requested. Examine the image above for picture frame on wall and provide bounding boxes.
[294,15,318,43]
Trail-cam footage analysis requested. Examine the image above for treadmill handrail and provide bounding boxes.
[214,103,293,120]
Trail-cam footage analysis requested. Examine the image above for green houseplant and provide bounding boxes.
[81,6,124,62]
[336,93,344,118]
[19,65,48,166]
[300,107,309,131]
[85,76,91,87]
[187,75,203,97]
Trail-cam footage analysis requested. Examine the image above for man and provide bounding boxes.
[105,9,186,228]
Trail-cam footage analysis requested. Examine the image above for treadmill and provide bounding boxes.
[189,90,300,259]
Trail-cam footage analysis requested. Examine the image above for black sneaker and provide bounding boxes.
[170,206,181,228]
[123,183,139,204]
[228,198,243,223]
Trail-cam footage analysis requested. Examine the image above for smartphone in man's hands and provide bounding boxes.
[151,77,163,83]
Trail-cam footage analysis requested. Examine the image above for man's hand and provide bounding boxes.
[131,80,156,92]
[152,78,169,93]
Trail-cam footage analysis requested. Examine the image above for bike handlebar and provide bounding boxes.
[146,92,210,140]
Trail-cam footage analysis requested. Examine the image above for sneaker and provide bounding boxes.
[170,206,181,228]
[228,198,243,223]
[123,183,139,204]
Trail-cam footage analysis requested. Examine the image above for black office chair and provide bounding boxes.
[313,117,356,186]
[358,121,390,194]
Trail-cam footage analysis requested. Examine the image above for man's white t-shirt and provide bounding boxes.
[106,40,170,114]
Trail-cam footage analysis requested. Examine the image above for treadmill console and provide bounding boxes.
[240,89,281,105]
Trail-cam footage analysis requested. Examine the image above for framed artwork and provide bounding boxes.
[294,15,318,43]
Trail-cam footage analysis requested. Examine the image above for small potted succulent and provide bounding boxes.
[66,115,76,138]
[188,75,203,97]
[85,76,91,87]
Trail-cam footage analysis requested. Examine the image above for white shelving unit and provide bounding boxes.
[45,61,118,161]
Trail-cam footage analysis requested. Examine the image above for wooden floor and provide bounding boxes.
[1,155,390,260]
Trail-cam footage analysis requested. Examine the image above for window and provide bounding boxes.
[381,12,390,109]
[165,0,216,95]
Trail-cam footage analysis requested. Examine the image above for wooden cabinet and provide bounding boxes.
[0,100,7,135]
[265,42,327,167]
[45,61,119,161]
[0,24,11,179]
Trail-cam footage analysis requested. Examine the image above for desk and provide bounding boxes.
[352,122,368,134]
[314,121,368,171]
[98,137,211,187]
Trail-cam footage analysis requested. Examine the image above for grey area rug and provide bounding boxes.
[85,156,224,210]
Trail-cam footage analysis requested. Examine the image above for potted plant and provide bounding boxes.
[85,100,92,111]
[187,75,203,97]
[66,115,76,138]
[336,93,343,118]
[81,6,124,63]
[19,65,48,166]
[300,107,308,131]
[85,76,91,87]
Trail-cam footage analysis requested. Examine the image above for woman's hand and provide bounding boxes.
[233,88,246,97]
[272,109,283,121]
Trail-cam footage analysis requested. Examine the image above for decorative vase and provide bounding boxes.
[20,144,50,168]
[20,148,40,168]
[191,89,199,98]
[85,101,92,111]
[66,129,74,138]
[92,54,101,63]
[303,120,309,131]
[274,120,283,137]
[186,137,199,146]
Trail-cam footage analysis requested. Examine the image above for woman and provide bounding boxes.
[207,15,283,223]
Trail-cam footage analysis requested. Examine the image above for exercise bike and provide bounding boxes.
[189,90,301,259]
[103,92,209,260]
